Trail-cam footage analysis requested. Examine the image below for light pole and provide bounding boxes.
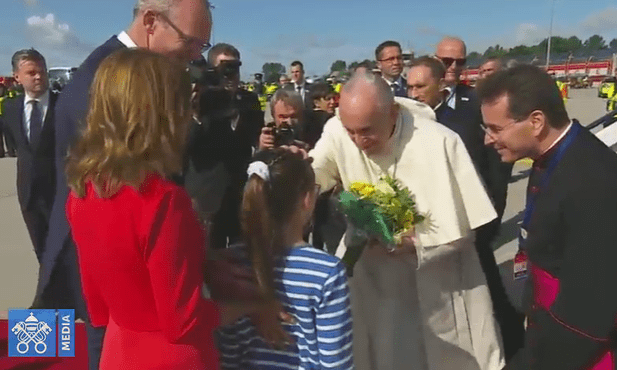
[546,0,556,70]
[209,3,216,47]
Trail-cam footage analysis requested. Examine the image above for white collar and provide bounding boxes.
[24,90,49,107]
[384,76,403,86]
[117,31,138,48]
[542,120,574,155]
[433,100,445,111]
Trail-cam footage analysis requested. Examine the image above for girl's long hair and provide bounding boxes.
[241,149,315,300]
[66,48,192,198]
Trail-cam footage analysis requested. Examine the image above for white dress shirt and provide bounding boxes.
[384,75,404,90]
[445,85,456,109]
[294,82,307,102]
[117,31,138,48]
[23,90,50,142]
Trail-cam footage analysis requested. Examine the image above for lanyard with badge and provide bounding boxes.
[514,122,581,280]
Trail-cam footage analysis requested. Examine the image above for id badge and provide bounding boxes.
[513,249,528,280]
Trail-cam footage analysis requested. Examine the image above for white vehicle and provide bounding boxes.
[48,67,77,91]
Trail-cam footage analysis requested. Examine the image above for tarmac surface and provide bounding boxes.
[0,87,608,314]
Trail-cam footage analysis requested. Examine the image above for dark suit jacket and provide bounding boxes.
[303,109,333,148]
[2,92,57,211]
[510,123,617,370]
[451,84,512,220]
[391,77,407,98]
[283,82,313,109]
[435,102,486,174]
[37,36,125,316]
[182,89,264,249]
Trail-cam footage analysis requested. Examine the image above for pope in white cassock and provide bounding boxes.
[309,73,505,370]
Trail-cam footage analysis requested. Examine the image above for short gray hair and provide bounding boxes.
[270,89,303,117]
[342,72,394,110]
[11,48,46,73]
[133,0,210,18]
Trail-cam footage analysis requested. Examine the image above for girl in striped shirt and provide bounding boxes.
[216,148,354,370]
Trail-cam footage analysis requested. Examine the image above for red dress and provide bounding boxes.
[66,174,220,369]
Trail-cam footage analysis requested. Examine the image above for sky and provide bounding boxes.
[2,0,617,80]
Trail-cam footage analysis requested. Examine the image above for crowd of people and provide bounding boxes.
[1,0,617,369]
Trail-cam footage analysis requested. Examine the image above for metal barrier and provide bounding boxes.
[586,110,617,131]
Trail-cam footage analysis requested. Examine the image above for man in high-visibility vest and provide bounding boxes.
[556,77,568,105]
[0,84,6,116]
[607,92,617,112]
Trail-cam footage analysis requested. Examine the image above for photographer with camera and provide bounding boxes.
[258,89,309,151]
[182,43,264,250]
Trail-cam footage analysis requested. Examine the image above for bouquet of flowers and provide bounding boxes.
[338,175,425,273]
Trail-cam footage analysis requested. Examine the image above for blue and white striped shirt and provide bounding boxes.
[216,245,353,369]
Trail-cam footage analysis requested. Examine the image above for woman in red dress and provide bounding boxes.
[64,48,260,370]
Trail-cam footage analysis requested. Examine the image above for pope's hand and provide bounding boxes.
[364,234,416,258]
[278,144,310,161]
[388,233,416,257]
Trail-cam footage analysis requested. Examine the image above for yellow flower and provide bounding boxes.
[350,182,370,193]
[350,182,376,197]
[360,185,376,197]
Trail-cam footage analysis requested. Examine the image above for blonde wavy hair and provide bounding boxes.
[66,48,192,198]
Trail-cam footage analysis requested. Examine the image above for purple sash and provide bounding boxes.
[532,264,615,369]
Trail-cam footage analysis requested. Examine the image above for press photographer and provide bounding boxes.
[182,43,264,249]
[258,89,309,150]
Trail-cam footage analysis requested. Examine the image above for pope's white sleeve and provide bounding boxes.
[448,132,497,230]
[414,231,476,269]
[309,119,341,193]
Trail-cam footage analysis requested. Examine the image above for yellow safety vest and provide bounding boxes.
[606,83,616,99]
[258,95,267,112]
[608,93,617,112]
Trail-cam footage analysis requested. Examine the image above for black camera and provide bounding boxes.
[188,59,242,122]
[266,121,296,146]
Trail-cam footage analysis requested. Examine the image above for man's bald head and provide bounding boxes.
[435,36,467,86]
[338,72,399,156]
[436,37,466,55]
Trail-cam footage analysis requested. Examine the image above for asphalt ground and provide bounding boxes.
[0,87,607,314]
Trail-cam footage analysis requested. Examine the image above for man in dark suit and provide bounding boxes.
[284,60,312,108]
[435,37,523,360]
[480,64,617,370]
[2,49,56,265]
[184,42,264,249]
[407,56,488,173]
[39,1,212,369]
[376,40,407,97]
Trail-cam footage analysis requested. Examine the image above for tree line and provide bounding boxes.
[471,34,613,60]
[259,35,614,82]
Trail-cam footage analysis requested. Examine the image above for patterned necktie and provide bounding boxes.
[29,100,43,143]
[391,82,399,95]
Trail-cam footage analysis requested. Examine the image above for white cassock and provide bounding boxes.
[309,97,505,370]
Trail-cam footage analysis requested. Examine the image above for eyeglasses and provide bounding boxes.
[437,57,467,67]
[157,13,212,54]
[480,119,523,138]
[378,55,403,63]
